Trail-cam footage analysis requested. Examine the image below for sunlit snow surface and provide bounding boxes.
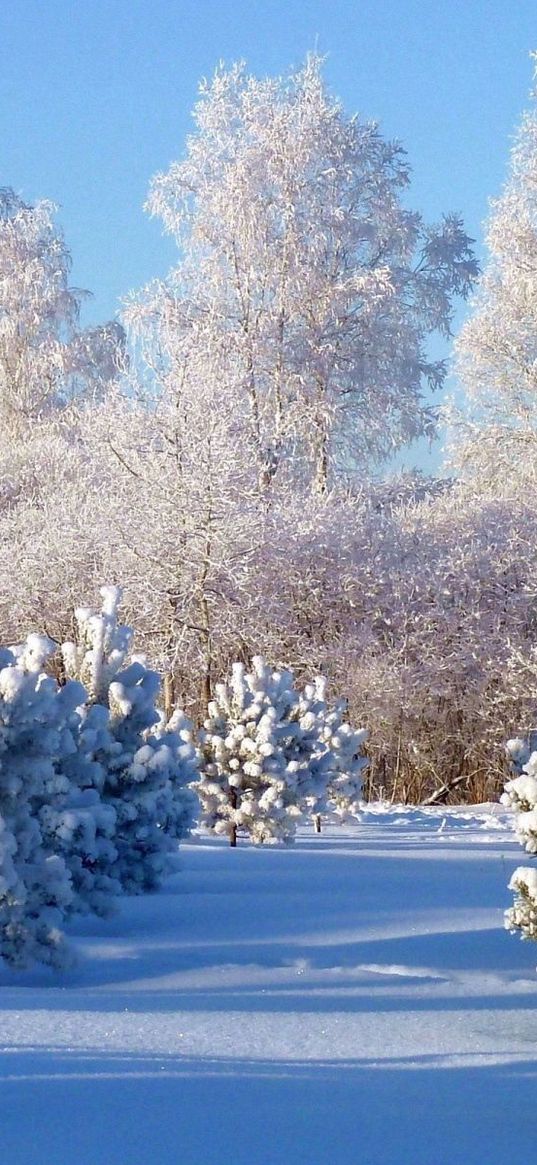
[1,804,536,1164]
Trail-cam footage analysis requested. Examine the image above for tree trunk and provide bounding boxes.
[314,430,328,495]
[313,378,329,494]
[229,787,238,847]
[199,500,213,713]
[314,814,322,833]
[201,664,212,711]
[422,774,469,806]
[163,672,175,720]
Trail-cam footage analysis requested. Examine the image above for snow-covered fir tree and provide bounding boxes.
[502,749,537,853]
[318,695,368,822]
[39,696,120,920]
[502,745,537,942]
[280,673,338,828]
[197,657,341,845]
[0,635,83,968]
[505,867,537,941]
[62,586,198,894]
[290,676,367,830]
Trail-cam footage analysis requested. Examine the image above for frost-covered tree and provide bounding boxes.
[62,586,198,893]
[448,67,537,485]
[0,188,125,642]
[0,188,123,436]
[141,55,477,493]
[197,657,337,845]
[79,366,262,713]
[0,635,84,968]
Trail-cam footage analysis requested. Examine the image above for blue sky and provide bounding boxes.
[2,1,537,465]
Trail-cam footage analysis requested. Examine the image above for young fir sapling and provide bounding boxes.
[502,738,537,941]
[61,586,198,894]
[197,656,366,845]
[0,635,81,967]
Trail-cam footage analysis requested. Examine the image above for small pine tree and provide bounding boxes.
[197,657,338,845]
[0,592,197,968]
[287,675,337,829]
[502,746,537,941]
[39,698,120,919]
[506,867,537,941]
[62,586,197,894]
[0,636,78,967]
[502,751,537,854]
[320,697,368,822]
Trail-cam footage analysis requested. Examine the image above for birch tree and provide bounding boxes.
[0,188,123,436]
[448,71,537,486]
[143,55,476,493]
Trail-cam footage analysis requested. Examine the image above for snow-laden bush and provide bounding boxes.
[62,586,198,894]
[197,657,366,845]
[0,635,82,968]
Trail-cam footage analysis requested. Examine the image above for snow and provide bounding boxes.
[1,804,536,1164]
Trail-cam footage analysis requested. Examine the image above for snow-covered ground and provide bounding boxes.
[1,804,536,1164]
